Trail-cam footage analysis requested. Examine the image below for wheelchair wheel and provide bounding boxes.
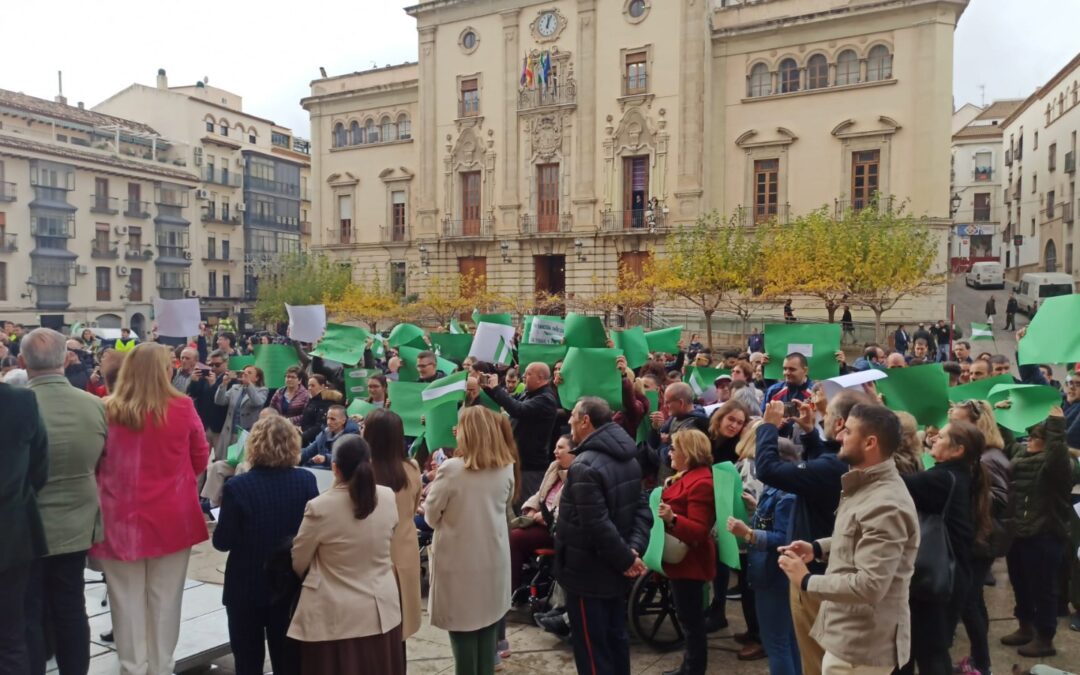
[628,572,684,652]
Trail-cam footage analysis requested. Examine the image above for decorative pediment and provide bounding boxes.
[327,172,359,187]
[831,117,900,139]
[379,166,415,183]
[735,127,798,148]
[611,108,657,154]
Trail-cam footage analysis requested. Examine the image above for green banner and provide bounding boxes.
[642,487,667,574]
[518,343,568,369]
[636,390,660,444]
[1018,294,1080,365]
[563,313,609,348]
[644,326,683,355]
[557,347,625,411]
[388,323,428,350]
[424,400,460,450]
[227,354,255,371]
[346,399,381,418]
[343,367,380,404]
[226,428,249,468]
[472,311,514,326]
[876,363,950,428]
[611,326,650,370]
[253,344,300,390]
[713,461,747,571]
[387,381,426,438]
[307,323,370,365]
[429,333,474,364]
[764,323,842,381]
[477,389,502,412]
[947,374,1015,404]
[987,383,1063,433]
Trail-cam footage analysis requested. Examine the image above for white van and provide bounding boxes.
[1013,272,1076,315]
[965,261,1005,289]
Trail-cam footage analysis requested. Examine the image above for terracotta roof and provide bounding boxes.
[0,133,199,183]
[953,124,1004,140]
[0,88,158,135]
[974,99,1024,122]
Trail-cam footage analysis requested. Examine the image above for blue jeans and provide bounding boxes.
[755,584,801,675]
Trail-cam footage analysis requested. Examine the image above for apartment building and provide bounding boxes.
[0,88,199,332]
[1001,53,1080,282]
[94,70,312,324]
[303,0,969,322]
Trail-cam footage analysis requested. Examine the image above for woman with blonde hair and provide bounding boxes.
[213,414,318,675]
[425,406,516,674]
[893,411,925,476]
[90,343,210,675]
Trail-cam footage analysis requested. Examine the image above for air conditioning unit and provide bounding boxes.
[183,251,193,260]
[236,202,246,212]
[116,265,129,276]
[184,289,199,298]
[114,225,128,236]
[195,189,210,200]
[76,264,89,275]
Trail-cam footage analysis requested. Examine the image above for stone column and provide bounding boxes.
[417,26,439,233]
[676,0,706,212]
[573,0,598,227]
[500,10,521,229]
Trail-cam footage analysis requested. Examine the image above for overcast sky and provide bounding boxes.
[0,0,1076,139]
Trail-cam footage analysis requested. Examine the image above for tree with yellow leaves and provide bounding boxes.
[763,208,853,323]
[325,272,406,332]
[253,253,351,326]
[415,271,506,328]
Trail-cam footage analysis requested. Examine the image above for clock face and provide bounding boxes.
[538,12,558,36]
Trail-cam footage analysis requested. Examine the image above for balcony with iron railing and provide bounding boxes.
[201,207,241,226]
[973,167,993,182]
[156,243,192,262]
[599,209,667,233]
[245,175,300,197]
[443,217,494,238]
[518,83,577,112]
[0,181,15,202]
[31,215,76,238]
[91,244,119,260]
[834,196,896,218]
[381,224,409,243]
[90,195,119,215]
[520,213,573,235]
[299,221,312,236]
[203,168,242,187]
[734,204,791,227]
[125,248,154,261]
[0,233,16,253]
[124,200,151,218]
[457,96,481,119]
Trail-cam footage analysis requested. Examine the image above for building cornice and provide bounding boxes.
[1000,52,1080,129]
[711,0,969,39]
[0,132,199,183]
[302,80,420,110]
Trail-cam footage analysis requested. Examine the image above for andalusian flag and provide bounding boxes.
[422,371,468,408]
[970,322,994,341]
[422,372,468,450]
[687,368,710,397]
[449,317,464,334]
[493,336,514,366]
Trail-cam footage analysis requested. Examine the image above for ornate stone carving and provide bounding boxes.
[530,116,563,160]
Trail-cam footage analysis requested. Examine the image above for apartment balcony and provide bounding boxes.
[457,99,481,119]
[203,168,242,187]
[518,83,577,112]
[381,225,409,244]
[0,181,15,202]
[124,200,151,218]
[156,244,192,263]
[1004,150,1013,167]
[202,255,237,265]
[520,213,573,235]
[973,207,992,222]
[155,190,189,208]
[599,209,667,233]
[442,218,494,239]
[125,248,154,261]
[31,214,76,238]
[734,204,791,227]
[973,167,993,182]
[1066,151,1076,174]
[834,196,895,218]
[29,262,77,287]
[200,209,241,226]
[299,221,312,236]
[246,175,300,197]
[0,233,16,253]
[90,195,119,215]
[91,246,119,260]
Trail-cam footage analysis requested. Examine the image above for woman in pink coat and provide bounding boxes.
[90,343,210,675]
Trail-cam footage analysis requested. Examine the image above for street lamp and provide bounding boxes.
[950,192,962,217]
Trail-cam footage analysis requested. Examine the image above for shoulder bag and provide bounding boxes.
[910,471,956,601]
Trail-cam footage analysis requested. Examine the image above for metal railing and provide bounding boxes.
[458,97,481,118]
[973,167,993,182]
[1064,201,1074,225]
[443,218,494,238]
[156,245,191,260]
[203,168,242,187]
[834,196,895,218]
[973,208,992,222]
[599,209,667,232]
[246,175,300,196]
[734,204,791,227]
[91,246,119,259]
[31,215,76,238]
[125,249,153,261]
[0,181,16,202]
[0,233,16,252]
[90,195,119,215]
[124,200,151,218]
[382,225,409,243]
[521,213,573,235]
[518,83,577,111]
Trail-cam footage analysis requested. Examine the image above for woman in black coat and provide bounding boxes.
[298,375,345,446]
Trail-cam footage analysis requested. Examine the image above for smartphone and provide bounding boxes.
[783,401,800,418]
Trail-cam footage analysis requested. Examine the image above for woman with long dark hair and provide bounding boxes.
[288,436,403,674]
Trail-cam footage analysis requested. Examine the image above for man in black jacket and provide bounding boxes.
[555,397,651,675]
[483,362,558,504]
[755,388,873,675]
[187,349,230,458]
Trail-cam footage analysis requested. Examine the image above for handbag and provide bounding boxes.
[662,533,690,564]
[910,471,956,601]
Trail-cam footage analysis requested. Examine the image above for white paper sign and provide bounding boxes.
[469,321,518,362]
[286,304,327,343]
[821,369,889,400]
[787,343,814,358]
[152,298,201,338]
[528,319,565,345]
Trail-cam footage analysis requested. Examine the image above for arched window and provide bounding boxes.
[1073,82,1078,105]
[836,50,860,86]
[365,119,379,144]
[1046,104,1053,125]
[1058,93,1065,116]
[779,58,800,94]
[333,123,346,148]
[748,63,771,98]
[381,116,396,142]
[350,121,363,145]
[807,54,828,89]
[866,45,892,81]
[1045,239,1057,273]
[397,114,411,140]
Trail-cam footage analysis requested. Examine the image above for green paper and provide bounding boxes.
[397,346,458,383]
[922,453,936,470]
[387,381,426,438]
[477,390,502,411]
[563,313,608,348]
[764,323,842,381]
[424,400,460,450]
[875,363,950,428]
[429,333,474,364]
[684,367,732,397]
[611,327,650,369]
[1018,295,1080,365]
[518,343,568,369]
[987,384,1063,433]
[308,323,370,365]
[636,390,660,444]
[557,347,624,411]
[389,323,428,349]
[713,461,747,571]
[642,487,667,574]
[472,311,513,326]
[226,428,248,468]
[523,315,566,345]
[253,344,300,390]
[947,374,1015,404]
[227,354,255,371]
[343,368,380,404]
[346,399,380,418]
[408,432,425,458]
[644,326,684,355]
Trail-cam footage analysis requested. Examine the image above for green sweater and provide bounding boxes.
[1009,416,1072,540]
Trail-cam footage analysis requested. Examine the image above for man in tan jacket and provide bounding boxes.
[778,403,920,675]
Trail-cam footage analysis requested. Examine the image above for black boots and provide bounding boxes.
[1000,621,1034,646]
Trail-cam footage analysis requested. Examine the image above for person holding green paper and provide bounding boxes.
[213,365,268,461]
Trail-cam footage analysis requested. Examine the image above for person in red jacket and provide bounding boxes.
[657,429,716,675]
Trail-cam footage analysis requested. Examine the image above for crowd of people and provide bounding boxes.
[1,314,1079,675]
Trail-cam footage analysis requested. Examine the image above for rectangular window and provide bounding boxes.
[206,120,214,132]
[128,226,142,251]
[128,268,143,302]
[222,197,231,221]
[974,152,993,181]
[461,171,482,235]
[94,177,110,212]
[94,223,110,254]
[338,194,353,243]
[973,193,991,221]
[207,236,216,259]
[537,163,560,232]
[208,271,217,297]
[0,262,6,301]
[390,261,407,296]
[851,150,880,211]
[461,78,479,117]
[96,267,111,302]
[625,51,648,94]
[753,159,779,223]
[223,274,231,298]
[222,239,230,260]
[622,156,650,228]
[1047,190,1056,219]
[220,123,229,136]
[1034,131,1039,150]
[391,190,407,241]
[1049,143,1057,171]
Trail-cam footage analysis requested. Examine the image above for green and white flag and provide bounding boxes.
[449,317,464,335]
[493,336,514,366]
[468,321,517,363]
[688,368,710,397]
[421,371,468,407]
[523,315,565,345]
[970,322,994,341]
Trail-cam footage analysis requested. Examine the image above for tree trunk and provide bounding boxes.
[825,301,838,323]
[872,308,885,344]
[704,310,715,350]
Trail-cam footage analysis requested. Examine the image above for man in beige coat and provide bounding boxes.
[779,403,920,675]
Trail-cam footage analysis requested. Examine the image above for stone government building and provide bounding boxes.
[302,0,969,324]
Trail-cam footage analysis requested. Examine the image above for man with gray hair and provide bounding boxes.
[172,347,199,393]
[63,338,92,391]
[20,328,108,674]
